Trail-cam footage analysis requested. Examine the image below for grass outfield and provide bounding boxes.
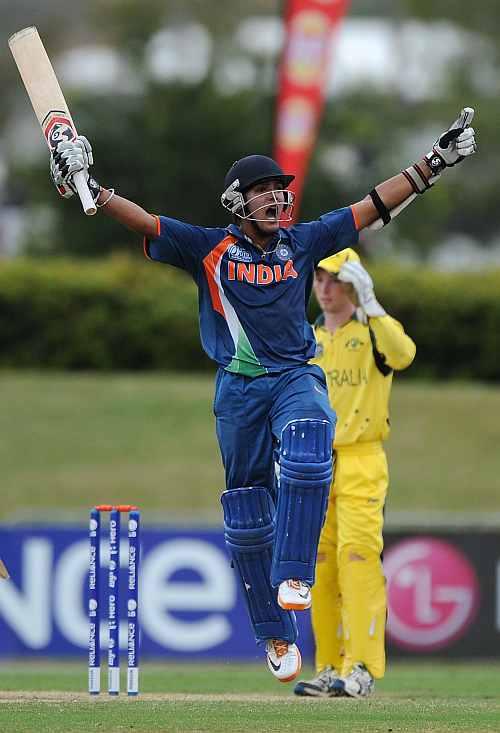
[2,371,500,521]
[0,661,499,732]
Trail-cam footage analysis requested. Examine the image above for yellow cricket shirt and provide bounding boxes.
[311,314,416,447]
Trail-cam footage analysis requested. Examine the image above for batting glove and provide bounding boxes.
[50,135,101,202]
[424,107,477,176]
[338,261,386,325]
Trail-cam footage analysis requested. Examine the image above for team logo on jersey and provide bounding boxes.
[345,337,364,351]
[276,243,292,262]
[315,343,324,358]
[228,244,252,263]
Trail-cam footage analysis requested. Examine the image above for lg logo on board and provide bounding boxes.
[384,538,480,651]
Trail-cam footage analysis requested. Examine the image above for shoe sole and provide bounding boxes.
[332,682,372,699]
[277,597,312,611]
[269,648,302,683]
[294,686,329,698]
[342,689,373,698]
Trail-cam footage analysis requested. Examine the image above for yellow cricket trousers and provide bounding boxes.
[311,441,388,678]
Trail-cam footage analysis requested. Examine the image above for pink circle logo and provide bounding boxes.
[384,538,480,651]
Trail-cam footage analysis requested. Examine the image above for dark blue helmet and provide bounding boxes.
[221,155,295,218]
[223,155,294,194]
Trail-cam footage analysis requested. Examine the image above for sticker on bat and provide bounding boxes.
[42,110,77,149]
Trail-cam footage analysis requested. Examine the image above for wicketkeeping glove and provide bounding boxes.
[424,107,476,176]
[50,135,101,202]
[337,261,386,325]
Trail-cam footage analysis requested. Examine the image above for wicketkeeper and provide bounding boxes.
[294,249,415,699]
[49,108,475,683]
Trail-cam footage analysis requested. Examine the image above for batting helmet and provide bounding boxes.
[221,155,295,219]
[223,155,294,193]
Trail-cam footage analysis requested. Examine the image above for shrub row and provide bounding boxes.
[1,256,499,380]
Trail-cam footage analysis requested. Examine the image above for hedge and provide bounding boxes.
[1,256,499,380]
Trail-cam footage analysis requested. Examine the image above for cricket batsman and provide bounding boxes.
[294,249,415,698]
[49,108,475,682]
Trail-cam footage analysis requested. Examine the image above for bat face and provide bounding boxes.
[43,110,77,150]
[9,25,97,216]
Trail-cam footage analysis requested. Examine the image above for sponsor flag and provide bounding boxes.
[274,0,350,221]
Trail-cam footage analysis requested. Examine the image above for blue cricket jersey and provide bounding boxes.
[144,208,359,376]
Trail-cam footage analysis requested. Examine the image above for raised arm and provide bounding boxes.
[95,189,158,239]
[351,107,477,231]
[49,135,158,239]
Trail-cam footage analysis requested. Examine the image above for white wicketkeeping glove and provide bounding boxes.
[50,135,101,201]
[338,261,386,325]
[424,107,477,177]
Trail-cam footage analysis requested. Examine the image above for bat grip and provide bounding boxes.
[73,170,97,216]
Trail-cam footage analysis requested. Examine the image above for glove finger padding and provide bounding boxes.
[338,261,374,290]
[53,140,88,178]
[338,261,386,320]
[426,107,476,174]
[438,107,474,150]
[338,262,371,311]
[456,127,476,157]
[50,153,76,198]
[49,134,99,202]
[75,135,94,166]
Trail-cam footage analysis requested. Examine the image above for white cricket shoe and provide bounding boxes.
[330,662,374,698]
[277,579,312,611]
[266,639,302,683]
[294,665,341,697]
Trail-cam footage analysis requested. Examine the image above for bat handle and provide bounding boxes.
[73,170,97,216]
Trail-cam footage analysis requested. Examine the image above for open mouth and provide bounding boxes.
[265,206,278,220]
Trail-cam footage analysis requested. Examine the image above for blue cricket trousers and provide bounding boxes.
[213,363,336,490]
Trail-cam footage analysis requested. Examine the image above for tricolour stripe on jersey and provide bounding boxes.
[203,235,266,376]
[202,235,235,315]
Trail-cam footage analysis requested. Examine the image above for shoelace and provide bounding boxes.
[317,666,334,684]
[349,665,371,689]
[352,664,367,679]
[272,640,289,658]
[289,579,302,590]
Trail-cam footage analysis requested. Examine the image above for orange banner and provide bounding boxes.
[274,0,350,222]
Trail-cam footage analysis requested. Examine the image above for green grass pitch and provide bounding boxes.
[0,661,499,732]
[2,375,500,730]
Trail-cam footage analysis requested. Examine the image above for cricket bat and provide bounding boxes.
[0,558,9,580]
[8,26,97,216]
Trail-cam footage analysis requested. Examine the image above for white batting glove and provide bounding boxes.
[338,261,386,325]
[424,107,477,176]
[50,135,100,201]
